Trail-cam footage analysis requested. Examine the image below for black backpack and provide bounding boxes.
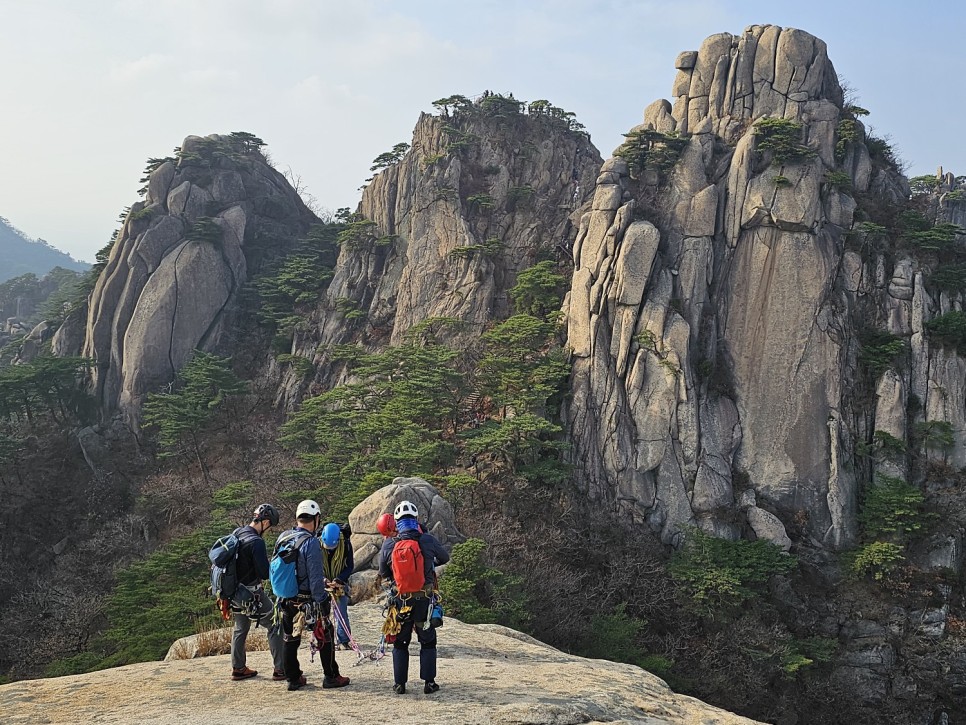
[209,526,257,604]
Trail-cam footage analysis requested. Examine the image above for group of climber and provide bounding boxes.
[222,498,449,695]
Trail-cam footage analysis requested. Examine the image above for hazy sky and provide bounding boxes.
[1,0,963,262]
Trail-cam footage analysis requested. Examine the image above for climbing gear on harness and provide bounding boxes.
[309,616,330,662]
[430,591,444,628]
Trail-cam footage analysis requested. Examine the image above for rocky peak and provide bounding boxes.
[76,133,318,422]
[284,95,601,400]
[564,24,928,550]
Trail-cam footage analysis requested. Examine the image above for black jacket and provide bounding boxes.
[234,525,269,587]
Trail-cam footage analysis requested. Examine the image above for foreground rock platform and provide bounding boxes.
[2,603,761,724]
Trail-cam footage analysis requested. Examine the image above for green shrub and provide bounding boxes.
[773,175,792,187]
[449,237,505,259]
[927,263,966,293]
[913,420,956,452]
[858,474,927,541]
[421,153,446,169]
[128,206,156,222]
[506,184,535,210]
[579,604,651,667]
[905,223,965,253]
[856,221,887,238]
[825,170,852,190]
[753,117,816,165]
[466,193,495,209]
[872,430,906,457]
[615,128,688,179]
[668,528,797,615]
[370,142,410,172]
[925,311,966,353]
[847,541,905,580]
[336,218,378,250]
[186,217,222,246]
[946,189,966,202]
[857,330,906,378]
[835,119,862,161]
[276,354,314,376]
[865,135,900,167]
[438,538,527,627]
[509,261,564,318]
[909,174,941,195]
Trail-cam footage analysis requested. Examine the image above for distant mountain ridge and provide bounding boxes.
[0,215,89,282]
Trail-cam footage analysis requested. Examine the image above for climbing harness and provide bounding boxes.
[309,614,331,662]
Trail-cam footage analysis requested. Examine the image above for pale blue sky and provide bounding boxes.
[0,0,962,262]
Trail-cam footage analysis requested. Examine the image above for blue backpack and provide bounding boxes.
[270,529,313,599]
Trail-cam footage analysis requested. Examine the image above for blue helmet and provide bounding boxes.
[321,522,341,549]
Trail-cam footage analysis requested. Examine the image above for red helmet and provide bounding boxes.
[377,512,397,537]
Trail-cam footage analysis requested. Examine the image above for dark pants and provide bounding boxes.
[280,599,341,683]
[392,596,437,686]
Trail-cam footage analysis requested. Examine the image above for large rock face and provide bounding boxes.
[78,134,317,421]
[284,102,601,401]
[564,25,962,551]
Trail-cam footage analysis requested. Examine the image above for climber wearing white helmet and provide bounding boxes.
[378,499,450,696]
[272,499,350,692]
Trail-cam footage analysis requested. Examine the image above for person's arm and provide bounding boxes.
[251,537,270,581]
[429,535,450,566]
[337,539,354,582]
[378,539,394,580]
[302,538,330,603]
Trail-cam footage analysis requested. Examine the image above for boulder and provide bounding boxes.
[348,477,464,570]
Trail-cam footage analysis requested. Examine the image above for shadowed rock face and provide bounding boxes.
[563,24,950,550]
[77,134,318,423]
[286,106,601,389]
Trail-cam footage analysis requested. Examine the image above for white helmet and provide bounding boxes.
[296,499,321,518]
[394,500,419,521]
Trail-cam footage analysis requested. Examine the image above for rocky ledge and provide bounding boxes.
[2,603,761,724]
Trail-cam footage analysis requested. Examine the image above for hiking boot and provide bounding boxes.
[334,642,351,651]
[287,675,307,691]
[393,683,406,695]
[322,675,350,689]
[272,670,286,681]
[424,680,440,694]
[230,667,257,681]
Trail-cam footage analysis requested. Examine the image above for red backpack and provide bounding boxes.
[391,537,425,594]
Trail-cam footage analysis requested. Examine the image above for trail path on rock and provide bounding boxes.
[3,604,763,724]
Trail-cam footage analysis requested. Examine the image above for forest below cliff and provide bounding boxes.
[3,26,966,725]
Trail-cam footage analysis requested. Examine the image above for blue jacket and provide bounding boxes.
[378,529,450,589]
[287,526,329,603]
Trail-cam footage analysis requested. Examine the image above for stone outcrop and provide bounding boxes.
[348,476,464,571]
[8,602,763,725]
[283,102,601,403]
[563,24,964,554]
[78,134,317,422]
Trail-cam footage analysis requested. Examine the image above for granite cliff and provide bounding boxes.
[60,132,318,422]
